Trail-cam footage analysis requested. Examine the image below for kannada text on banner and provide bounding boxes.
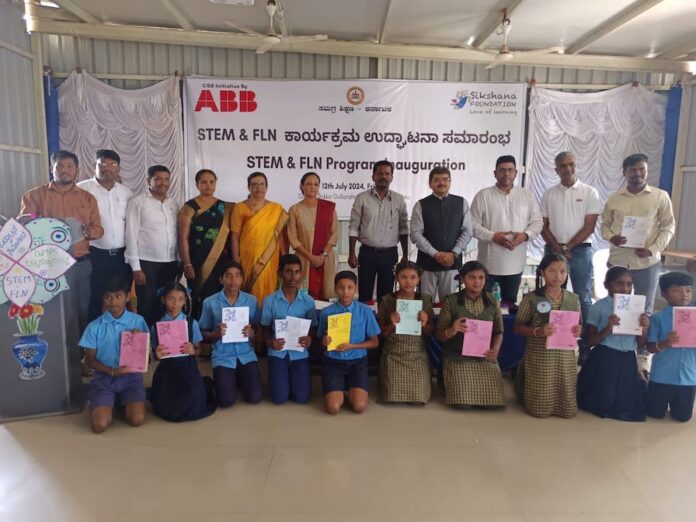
[184,79,526,218]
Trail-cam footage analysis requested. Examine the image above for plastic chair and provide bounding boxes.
[592,248,610,300]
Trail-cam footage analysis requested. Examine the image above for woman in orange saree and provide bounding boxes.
[231,172,288,307]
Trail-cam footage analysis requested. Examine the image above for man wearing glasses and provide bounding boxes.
[471,155,543,304]
[78,149,134,320]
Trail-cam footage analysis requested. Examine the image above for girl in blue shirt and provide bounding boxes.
[150,281,216,422]
[577,266,648,421]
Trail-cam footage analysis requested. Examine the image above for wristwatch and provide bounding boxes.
[321,251,328,258]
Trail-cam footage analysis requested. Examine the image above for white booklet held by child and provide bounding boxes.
[395,299,423,336]
[275,316,312,351]
[612,294,646,336]
[221,306,250,343]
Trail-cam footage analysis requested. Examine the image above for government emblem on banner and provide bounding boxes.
[346,86,365,106]
[451,90,469,109]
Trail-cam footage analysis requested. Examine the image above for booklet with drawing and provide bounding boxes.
[461,319,493,357]
[275,316,312,351]
[327,312,352,351]
[395,299,423,336]
[119,332,150,372]
[673,307,696,348]
[155,320,189,358]
[221,306,250,343]
[546,310,580,350]
[612,294,646,336]
[620,216,649,248]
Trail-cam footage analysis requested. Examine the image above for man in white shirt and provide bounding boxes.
[125,165,180,325]
[471,155,543,304]
[541,151,602,363]
[77,149,134,321]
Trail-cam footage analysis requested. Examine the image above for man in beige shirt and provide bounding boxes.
[600,153,675,314]
[20,150,104,335]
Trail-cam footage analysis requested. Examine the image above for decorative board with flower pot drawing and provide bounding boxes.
[0,217,75,381]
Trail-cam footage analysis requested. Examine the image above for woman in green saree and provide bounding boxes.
[179,169,234,318]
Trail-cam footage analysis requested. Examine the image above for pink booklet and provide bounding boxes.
[156,320,189,358]
[673,307,696,348]
[546,310,580,350]
[119,332,150,372]
[461,319,493,357]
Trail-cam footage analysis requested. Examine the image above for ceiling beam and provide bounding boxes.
[54,0,101,25]
[157,0,194,31]
[23,15,694,74]
[565,0,664,54]
[471,0,525,49]
[378,0,395,45]
[656,38,696,60]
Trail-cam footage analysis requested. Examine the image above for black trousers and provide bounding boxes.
[357,245,398,304]
[88,247,133,321]
[486,273,523,305]
[136,260,179,326]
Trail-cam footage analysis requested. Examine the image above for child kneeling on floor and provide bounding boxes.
[646,272,696,422]
[318,271,380,414]
[80,277,149,433]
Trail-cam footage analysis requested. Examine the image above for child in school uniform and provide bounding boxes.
[260,254,317,404]
[646,272,696,422]
[150,281,217,422]
[378,261,434,405]
[577,266,648,421]
[514,254,582,419]
[436,261,505,409]
[80,277,149,433]
[318,271,381,414]
[199,261,263,407]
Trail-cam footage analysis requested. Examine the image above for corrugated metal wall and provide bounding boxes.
[42,35,675,91]
[675,84,696,251]
[0,4,43,218]
[42,35,374,89]
[380,58,674,89]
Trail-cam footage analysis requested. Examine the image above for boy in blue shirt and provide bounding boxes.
[200,260,262,407]
[261,254,317,404]
[79,277,149,433]
[646,272,696,422]
[318,271,380,414]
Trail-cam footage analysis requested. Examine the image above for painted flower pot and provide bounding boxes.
[11,333,48,380]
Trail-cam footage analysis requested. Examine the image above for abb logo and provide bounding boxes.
[194,89,258,112]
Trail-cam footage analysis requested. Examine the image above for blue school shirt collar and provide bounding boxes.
[160,311,187,322]
[102,310,132,325]
[219,290,244,307]
[276,288,306,305]
[332,300,357,313]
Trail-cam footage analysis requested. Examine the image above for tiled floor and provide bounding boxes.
[2,366,696,522]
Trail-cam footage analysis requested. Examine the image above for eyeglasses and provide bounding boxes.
[249,182,267,189]
[97,162,119,168]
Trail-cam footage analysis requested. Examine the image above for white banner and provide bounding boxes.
[184,78,526,218]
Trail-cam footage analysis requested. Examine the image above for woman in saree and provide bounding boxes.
[287,172,338,300]
[231,172,288,307]
[179,169,233,318]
